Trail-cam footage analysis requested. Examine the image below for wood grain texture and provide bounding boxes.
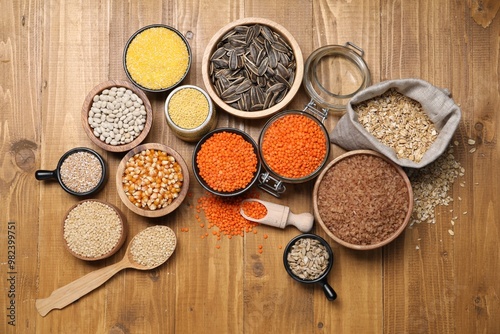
[1,0,499,333]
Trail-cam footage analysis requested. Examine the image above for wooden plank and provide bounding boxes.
[0,1,43,333]
[1,0,499,333]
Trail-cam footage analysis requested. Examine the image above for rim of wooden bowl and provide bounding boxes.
[81,80,153,152]
[116,143,190,218]
[312,150,414,250]
[201,17,304,120]
[62,199,127,261]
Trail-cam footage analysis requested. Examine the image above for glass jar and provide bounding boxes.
[164,85,217,142]
[303,42,371,116]
[258,110,331,197]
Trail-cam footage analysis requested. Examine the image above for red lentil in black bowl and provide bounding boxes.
[257,110,330,196]
[35,147,107,197]
[313,150,413,250]
[193,128,261,197]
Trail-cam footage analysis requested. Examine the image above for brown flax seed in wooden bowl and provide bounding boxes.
[201,17,304,119]
[116,143,190,218]
[82,80,153,152]
[313,150,413,250]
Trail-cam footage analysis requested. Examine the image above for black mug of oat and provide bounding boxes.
[283,233,337,301]
[35,147,107,196]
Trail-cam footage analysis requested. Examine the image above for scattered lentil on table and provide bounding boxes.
[354,88,438,163]
[286,238,329,280]
[168,88,209,129]
[125,27,190,90]
[64,201,123,258]
[209,23,296,111]
[59,151,102,193]
[130,225,177,268]
[196,131,258,193]
[88,86,147,146]
[196,192,260,239]
[122,149,184,210]
[261,114,327,179]
[317,154,410,246]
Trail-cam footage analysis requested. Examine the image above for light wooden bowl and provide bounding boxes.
[313,150,413,250]
[116,143,190,218]
[201,17,304,119]
[62,199,127,261]
[81,80,153,152]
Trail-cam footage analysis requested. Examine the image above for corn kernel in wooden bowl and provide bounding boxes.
[116,143,190,218]
[124,24,192,93]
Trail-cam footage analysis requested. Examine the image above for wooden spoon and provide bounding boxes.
[240,199,314,233]
[35,225,176,317]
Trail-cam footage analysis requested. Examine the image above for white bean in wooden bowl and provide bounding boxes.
[81,80,153,152]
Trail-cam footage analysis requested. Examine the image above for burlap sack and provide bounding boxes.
[330,79,462,168]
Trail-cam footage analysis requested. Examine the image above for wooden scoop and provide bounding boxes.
[240,199,314,232]
[35,225,176,317]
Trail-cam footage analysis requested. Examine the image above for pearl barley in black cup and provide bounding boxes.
[35,147,107,196]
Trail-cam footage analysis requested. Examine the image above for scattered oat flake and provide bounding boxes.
[467,139,476,145]
[451,220,455,226]
[416,245,420,250]
[469,148,476,153]
[463,211,468,215]
[448,229,455,236]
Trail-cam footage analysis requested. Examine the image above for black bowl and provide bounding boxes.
[283,233,337,301]
[35,147,107,196]
[192,128,261,197]
[123,24,192,93]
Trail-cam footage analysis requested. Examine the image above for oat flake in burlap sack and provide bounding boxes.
[330,79,462,168]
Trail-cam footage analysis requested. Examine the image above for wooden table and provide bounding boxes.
[2,1,499,333]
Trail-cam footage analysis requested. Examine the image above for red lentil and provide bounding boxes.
[196,131,257,193]
[196,192,259,238]
[261,114,327,179]
[241,201,268,219]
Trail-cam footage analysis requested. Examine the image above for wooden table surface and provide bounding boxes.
[1,0,499,333]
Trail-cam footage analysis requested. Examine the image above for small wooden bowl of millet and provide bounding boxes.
[62,199,127,261]
[201,17,304,119]
[116,143,190,218]
[123,24,192,93]
[81,80,153,153]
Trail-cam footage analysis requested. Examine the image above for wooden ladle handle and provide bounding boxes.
[35,260,129,317]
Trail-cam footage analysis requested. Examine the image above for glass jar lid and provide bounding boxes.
[303,42,371,114]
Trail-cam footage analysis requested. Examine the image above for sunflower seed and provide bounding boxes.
[209,23,296,111]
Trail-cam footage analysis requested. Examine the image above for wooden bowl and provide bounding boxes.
[201,17,304,119]
[81,80,153,152]
[62,199,127,261]
[313,150,413,250]
[116,143,190,218]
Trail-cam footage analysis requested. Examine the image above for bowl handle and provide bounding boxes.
[319,280,337,301]
[35,169,57,181]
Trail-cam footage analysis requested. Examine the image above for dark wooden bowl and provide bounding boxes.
[313,150,414,250]
[81,80,152,152]
[116,143,190,218]
[62,199,127,261]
